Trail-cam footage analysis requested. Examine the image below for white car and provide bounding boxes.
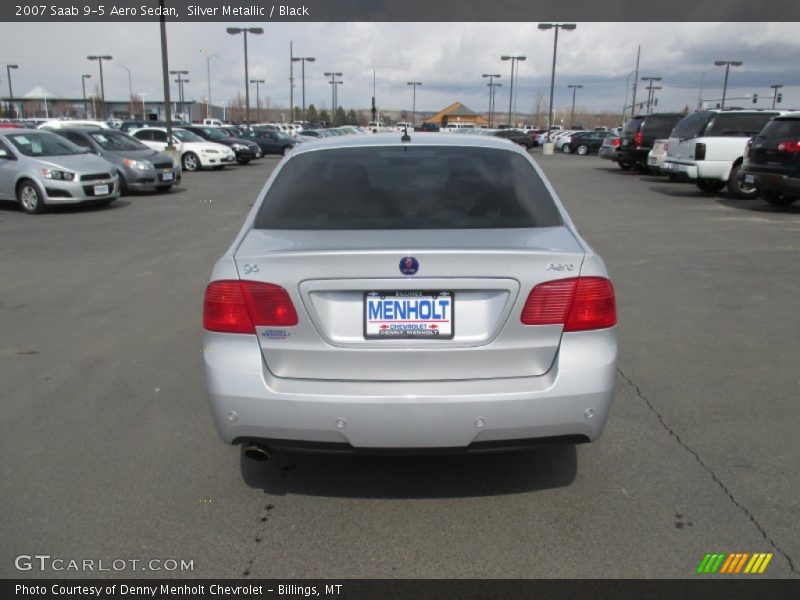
[132,127,236,171]
[663,109,788,197]
[37,119,111,130]
[647,140,669,175]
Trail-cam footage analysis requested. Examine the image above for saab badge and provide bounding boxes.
[399,256,419,275]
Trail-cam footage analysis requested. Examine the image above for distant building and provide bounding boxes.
[423,102,488,127]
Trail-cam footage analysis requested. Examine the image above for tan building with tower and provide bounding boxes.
[423,102,488,128]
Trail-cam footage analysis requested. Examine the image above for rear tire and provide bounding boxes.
[182,152,200,172]
[762,191,798,207]
[727,163,759,199]
[696,179,726,194]
[562,145,572,154]
[17,179,46,215]
[576,144,589,156]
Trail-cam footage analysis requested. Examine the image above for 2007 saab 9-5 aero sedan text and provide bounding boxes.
[202,133,618,458]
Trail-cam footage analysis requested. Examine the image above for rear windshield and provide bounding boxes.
[254,146,563,230]
[704,112,780,137]
[622,117,644,135]
[755,118,800,139]
[671,112,712,139]
[641,115,683,136]
[89,131,148,151]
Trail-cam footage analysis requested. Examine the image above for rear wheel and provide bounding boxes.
[727,163,759,199]
[762,191,798,207]
[17,180,45,215]
[696,179,726,194]
[576,144,589,156]
[182,152,200,172]
[562,145,572,154]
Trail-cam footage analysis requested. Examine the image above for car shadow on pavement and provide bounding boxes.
[240,444,578,499]
[715,196,800,214]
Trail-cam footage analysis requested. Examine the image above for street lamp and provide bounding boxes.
[87,55,112,119]
[567,84,583,128]
[202,50,218,119]
[407,81,422,127]
[324,72,343,123]
[250,79,265,123]
[138,93,147,119]
[770,84,784,109]
[714,60,742,109]
[641,77,662,114]
[119,64,133,118]
[482,74,501,127]
[500,55,525,127]
[227,27,264,128]
[6,65,18,119]
[539,23,576,137]
[170,70,189,119]
[81,74,91,119]
[292,56,315,121]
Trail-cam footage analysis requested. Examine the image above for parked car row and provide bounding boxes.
[596,108,799,207]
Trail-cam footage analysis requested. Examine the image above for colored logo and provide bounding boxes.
[697,552,773,575]
[399,256,419,275]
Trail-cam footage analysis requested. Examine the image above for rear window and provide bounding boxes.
[622,117,644,135]
[641,114,683,137]
[756,118,800,140]
[672,112,712,139]
[704,112,780,137]
[254,146,563,230]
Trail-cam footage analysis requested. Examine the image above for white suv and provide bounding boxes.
[663,109,787,197]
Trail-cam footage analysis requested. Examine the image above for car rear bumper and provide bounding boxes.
[743,170,800,195]
[664,160,731,181]
[203,328,618,450]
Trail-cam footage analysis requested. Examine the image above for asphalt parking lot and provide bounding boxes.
[1,150,798,579]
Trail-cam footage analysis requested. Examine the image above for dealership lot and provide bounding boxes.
[1,152,798,578]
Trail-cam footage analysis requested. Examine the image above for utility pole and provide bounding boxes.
[631,45,640,115]
[770,84,783,109]
[289,41,295,122]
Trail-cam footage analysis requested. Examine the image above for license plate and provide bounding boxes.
[744,174,754,184]
[93,184,109,195]
[161,171,173,182]
[364,291,454,339]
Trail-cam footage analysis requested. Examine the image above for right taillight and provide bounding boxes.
[203,280,298,334]
[777,139,800,153]
[611,138,621,147]
[695,142,706,160]
[634,130,644,147]
[521,276,617,332]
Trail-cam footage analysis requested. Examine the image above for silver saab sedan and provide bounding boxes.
[203,133,617,458]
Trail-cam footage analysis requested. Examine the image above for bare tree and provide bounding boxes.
[531,90,547,127]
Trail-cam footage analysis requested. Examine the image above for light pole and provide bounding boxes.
[622,71,634,123]
[221,100,227,121]
[138,93,147,119]
[227,27,264,128]
[324,72,342,123]
[6,64,18,119]
[87,55,112,119]
[119,64,133,118]
[250,79,265,123]
[714,60,742,109]
[539,23,576,137]
[770,84,784,109]
[500,55,525,127]
[482,74,501,127]
[646,85,662,112]
[202,50,218,119]
[641,77,661,114]
[170,70,188,119]
[567,84,583,128]
[81,74,91,119]
[292,56,315,121]
[88,94,97,119]
[407,81,421,127]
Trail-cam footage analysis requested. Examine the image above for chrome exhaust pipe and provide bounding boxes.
[243,444,271,462]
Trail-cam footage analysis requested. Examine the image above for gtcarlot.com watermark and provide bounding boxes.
[14,554,194,573]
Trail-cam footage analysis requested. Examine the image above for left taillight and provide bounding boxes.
[203,280,298,334]
[521,276,617,332]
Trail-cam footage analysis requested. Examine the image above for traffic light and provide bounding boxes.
[752,94,758,104]
[777,93,783,103]
[654,98,658,106]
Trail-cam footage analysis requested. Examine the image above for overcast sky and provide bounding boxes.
[1,22,798,117]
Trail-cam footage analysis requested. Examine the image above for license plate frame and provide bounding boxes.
[363,290,454,340]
